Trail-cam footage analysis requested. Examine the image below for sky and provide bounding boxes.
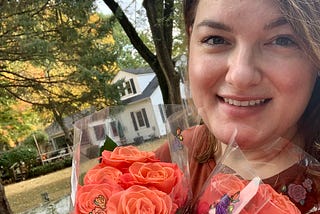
[94,0,143,15]
[94,0,147,32]
[95,0,111,14]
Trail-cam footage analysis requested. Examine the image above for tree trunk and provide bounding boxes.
[143,0,182,105]
[104,0,182,107]
[52,108,73,146]
[56,115,73,146]
[0,184,12,214]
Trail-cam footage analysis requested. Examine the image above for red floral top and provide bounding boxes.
[263,163,320,213]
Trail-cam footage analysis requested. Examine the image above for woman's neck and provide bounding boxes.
[216,136,303,180]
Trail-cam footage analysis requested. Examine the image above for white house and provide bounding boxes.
[71,67,189,150]
[111,68,168,144]
[47,67,187,149]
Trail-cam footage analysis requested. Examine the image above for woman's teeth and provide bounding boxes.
[223,98,266,106]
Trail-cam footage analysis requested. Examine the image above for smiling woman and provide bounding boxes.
[189,0,317,150]
[155,0,320,213]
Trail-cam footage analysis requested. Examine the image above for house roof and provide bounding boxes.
[122,67,154,75]
[121,76,159,104]
[45,107,96,137]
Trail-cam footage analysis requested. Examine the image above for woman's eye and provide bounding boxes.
[203,36,228,45]
[272,36,297,47]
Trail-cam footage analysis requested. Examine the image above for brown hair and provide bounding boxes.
[183,0,320,161]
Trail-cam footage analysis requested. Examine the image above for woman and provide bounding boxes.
[156,0,320,213]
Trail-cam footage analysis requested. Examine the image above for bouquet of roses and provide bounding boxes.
[194,131,305,214]
[70,105,192,214]
[74,145,189,213]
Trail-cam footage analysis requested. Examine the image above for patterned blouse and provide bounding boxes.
[263,162,320,213]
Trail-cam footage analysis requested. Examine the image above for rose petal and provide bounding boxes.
[257,184,301,214]
[101,146,159,171]
[128,162,180,193]
[84,166,123,185]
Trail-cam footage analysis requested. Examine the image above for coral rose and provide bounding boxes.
[118,172,137,189]
[101,146,159,171]
[195,173,247,214]
[169,175,190,208]
[123,161,189,207]
[106,185,178,214]
[84,165,123,185]
[210,173,248,196]
[258,184,301,214]
[75,181,123,214]
[196,201,211,214]
[127,162,182,194]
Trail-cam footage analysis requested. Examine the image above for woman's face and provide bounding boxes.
[188,0,317,149]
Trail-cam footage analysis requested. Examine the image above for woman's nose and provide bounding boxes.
[225,45,262,89]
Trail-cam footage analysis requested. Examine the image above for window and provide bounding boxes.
[136,111,145,127]
[110,121,119,137]
[53,136,68,148]
[123,78,137,96]
[126,81,132,94]
[93,124,106,141]
[131,108,150,131]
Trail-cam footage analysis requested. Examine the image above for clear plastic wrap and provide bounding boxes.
[70,105,193,213]
[193,129,320,213]
[69,105,320,213]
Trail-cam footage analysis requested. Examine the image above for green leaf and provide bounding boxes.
[99,135,118,155]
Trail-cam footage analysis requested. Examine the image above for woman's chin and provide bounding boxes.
[212,125,270,150]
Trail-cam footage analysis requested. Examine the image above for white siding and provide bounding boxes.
[150,87,167,137]
[136,73,156,91]
[112,70,136,83]
[118,99,160,144]
[109,68,187,144]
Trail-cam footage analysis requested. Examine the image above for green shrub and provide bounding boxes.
[0,146,39,170]
[22,130,49,148]
[29,157,72,178]
[0,146,72,183]
[0,146,39,183]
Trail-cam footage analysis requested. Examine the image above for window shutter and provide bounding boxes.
[130,78,137,94]
[158,104,165,122]
[130,112,138,131]
[142,108,150,128]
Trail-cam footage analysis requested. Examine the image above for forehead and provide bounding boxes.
[194,0,282,23]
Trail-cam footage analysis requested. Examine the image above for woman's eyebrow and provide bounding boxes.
[196,20,233,32]
[195,17,288,32]
[264,17,288,30]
